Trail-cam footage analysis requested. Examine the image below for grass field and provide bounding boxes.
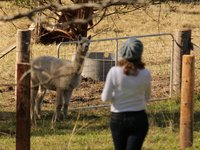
[0,1,200,150]
[1,99,200,150]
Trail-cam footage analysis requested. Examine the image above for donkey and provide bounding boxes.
[31,35,91,122]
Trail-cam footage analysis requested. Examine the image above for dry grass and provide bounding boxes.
[0,1,200,110]
[0,1,200,150]
[0,0,200,112]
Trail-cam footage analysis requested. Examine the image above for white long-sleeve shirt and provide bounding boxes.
[101,66,151,112]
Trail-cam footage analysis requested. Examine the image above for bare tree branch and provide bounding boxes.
[0,4,52,21]
[0,0,152,22]
[87,8,106,30]
[0,7,18,28]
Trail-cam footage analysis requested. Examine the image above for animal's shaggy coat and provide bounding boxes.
[31,36,91,122]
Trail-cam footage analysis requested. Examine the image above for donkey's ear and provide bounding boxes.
[87,35,92,40]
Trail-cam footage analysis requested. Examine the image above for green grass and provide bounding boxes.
[1,98,200,150]
[0,107,113,150]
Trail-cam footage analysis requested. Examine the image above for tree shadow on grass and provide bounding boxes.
[148,109,200,132]
[30,109,111,137]
[0,111,16,136]
[0,108,110,137]
[1,106,200,137]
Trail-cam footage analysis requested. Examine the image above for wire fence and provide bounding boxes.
[57,33,174,103]
[1,33,200,111]
[0,48,16,87]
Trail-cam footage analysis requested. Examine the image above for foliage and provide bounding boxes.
[7,0,154,44]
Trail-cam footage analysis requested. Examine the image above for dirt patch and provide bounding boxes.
[0,76,173,111]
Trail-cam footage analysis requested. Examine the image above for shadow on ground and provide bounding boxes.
[1,104,200,137]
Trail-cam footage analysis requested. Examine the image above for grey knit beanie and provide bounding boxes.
[119,38,143,61]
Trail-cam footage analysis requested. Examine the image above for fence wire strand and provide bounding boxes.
[1,33,200,111]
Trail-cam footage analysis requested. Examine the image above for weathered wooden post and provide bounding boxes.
[173,29,192,97]
[16,29,31,150]
[16,30,31,63]
[179,55,194,150]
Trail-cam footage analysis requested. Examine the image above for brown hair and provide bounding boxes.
[118,58,145,76]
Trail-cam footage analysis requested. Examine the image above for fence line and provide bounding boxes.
[68,97,170,111]
[1,31,199,112]
[57,33,175,104]
[0,30,198,149]
[57,33,174,58]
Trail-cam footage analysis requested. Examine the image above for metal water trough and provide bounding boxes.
[82,52,115,81]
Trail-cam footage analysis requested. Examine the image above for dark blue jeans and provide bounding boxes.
[110,110,149,150]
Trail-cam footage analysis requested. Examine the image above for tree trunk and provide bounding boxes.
[33,0,92,44]
[76,0,92,37]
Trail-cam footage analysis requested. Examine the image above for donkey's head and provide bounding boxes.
[77,35,91,56]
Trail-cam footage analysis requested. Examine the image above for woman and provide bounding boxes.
[101,38,151,150]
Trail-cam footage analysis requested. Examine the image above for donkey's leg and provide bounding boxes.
[63,87,73,119]
[52,89,63,122]
[35,86,46,119]
[31,84,39,121]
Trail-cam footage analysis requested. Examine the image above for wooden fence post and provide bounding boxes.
[16,63,31,150]
[173,29,192,97]
[179,55,194,150]
[16,30,31,63]
[16,29,31,150]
